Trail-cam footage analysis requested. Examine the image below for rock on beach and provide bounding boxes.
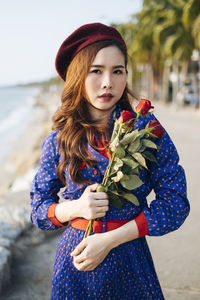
[0,88,61,294]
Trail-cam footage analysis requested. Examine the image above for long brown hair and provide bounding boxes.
[52,40,137,185]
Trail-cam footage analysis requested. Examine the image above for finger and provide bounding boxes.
[94,199,109,206]
[73,256,84,264]
[73,251,87,264]
[83,263,96,271]
[73,260,90,271]
[95,206,108,214]
[96,212,106,218]
[93,192,109,200]
[87,183,98,192]
[70,241,87,257]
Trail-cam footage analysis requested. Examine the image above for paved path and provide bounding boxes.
[147,103,200,299]
[1,102,200,300]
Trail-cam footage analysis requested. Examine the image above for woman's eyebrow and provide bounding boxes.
[90,64,125,69]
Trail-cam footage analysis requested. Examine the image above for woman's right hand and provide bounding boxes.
[77,183,109,220]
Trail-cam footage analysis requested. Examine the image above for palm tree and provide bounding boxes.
[142,0,200,107]
[153,2,194,104]
[182,0,200,108]
[114,0,200,107]
[111,22,141,95]
[116,4,165,100]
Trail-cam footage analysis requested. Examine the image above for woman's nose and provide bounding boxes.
[101,73,112,89]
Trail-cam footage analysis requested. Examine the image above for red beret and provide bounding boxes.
[55,22,127,81]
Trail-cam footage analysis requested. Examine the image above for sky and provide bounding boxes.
[0,0,142,86]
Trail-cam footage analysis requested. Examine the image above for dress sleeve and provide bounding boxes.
[134,212,149,237]
[47,203,69,227]
[30,131,67,230]
[141,115,190,236]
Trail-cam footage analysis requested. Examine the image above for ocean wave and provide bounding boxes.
[0,87,39,162]
[0,96,35,134]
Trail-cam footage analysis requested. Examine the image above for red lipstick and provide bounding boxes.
[98,93,113,101]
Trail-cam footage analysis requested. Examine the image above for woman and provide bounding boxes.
[30,23,190,299]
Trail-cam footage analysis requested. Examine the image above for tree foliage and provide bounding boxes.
[115,0,200,68]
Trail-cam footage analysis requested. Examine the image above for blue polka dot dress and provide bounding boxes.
[30,104,190,299]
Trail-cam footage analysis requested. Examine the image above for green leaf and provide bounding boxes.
[128,138,141,153]
[120,129,139,145]
[121,164,132,174]
[113,157,123,171]
[118,116,123,123]
[106,180,113,188]
[116,145,125,158]
[111,171,124,182]
[96,184,108,192]
[120,174,144,190]
[138,129,146,138]
[138,165,144,171]
[122,157,139,169]
[120,193,139,206]
[131,152,148,169]
[142,139,158,149]
[110,121,120,143]
[108,191,124,209]
[138,145,146,152]
[149,132,159,139]
[143,150,158,164]
[109,182,119,192]
[130,168,139,175]
[110,136,119,152]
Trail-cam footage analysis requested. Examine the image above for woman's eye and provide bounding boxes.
[90,69,101,74]
[114,70,123,74]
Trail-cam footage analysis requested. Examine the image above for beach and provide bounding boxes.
[0,91,200,299]
[0,87,61,197]
[0,86,62,293]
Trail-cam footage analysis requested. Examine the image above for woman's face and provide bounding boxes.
[84,45,127,120]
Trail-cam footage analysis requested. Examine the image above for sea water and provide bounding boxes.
[0,86,39,162]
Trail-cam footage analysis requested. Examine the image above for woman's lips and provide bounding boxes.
[98,93,113,102]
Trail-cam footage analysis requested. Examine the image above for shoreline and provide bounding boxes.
[0,88,61,200]
[0,87,62,293]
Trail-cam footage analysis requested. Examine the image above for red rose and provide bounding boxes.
[147,120,164,139]
[120,110,136,127]
[135,99,154,115]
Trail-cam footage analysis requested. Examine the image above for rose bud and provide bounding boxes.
[135,99,154,116]
[118,110,136,127]
[146,120,164,139]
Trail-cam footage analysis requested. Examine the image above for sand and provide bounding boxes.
[0,87,62,294]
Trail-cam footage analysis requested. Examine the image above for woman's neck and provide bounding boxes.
[88,104,116,124]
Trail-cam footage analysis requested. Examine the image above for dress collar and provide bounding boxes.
[108,103,124,124]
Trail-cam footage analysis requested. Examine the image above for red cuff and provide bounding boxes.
[135,212,149,237]
[47,203,69,227]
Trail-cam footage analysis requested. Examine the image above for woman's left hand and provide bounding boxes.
[70,233,112,271]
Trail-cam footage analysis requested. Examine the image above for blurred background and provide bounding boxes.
[0,0,199,299]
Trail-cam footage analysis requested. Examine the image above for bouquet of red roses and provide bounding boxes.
[84,99,164,238]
